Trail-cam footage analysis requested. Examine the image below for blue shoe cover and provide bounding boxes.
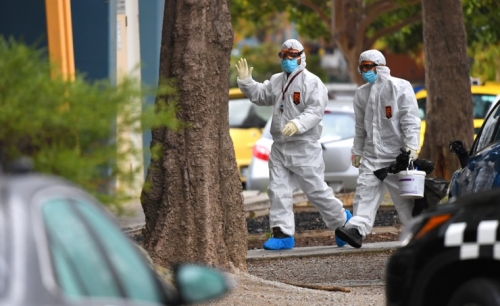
[263,236,295,250]
[335,210,352,247]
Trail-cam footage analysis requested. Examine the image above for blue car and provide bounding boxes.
[448,100,500,200]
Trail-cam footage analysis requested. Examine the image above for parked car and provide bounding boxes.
[228,87,273,185]
[0,165,229,306]
[416,83,500,148]
[386,187,500,306]
[245,104,357,192]
[448,98,500,200]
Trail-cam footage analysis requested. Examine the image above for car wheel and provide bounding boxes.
[447,278,500,306]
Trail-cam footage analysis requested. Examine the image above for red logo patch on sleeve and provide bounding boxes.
[293,92,300,105]
[385,106,392,119]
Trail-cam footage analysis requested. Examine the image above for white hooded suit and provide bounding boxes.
[346,50,421,236]
[237,39,346,236]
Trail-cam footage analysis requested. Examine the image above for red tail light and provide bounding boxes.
[253,144,270,161]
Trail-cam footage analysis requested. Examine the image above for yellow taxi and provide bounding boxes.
[229,87,272,185]
[416,82,500,149]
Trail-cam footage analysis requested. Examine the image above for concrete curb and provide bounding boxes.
[247,241,401,261]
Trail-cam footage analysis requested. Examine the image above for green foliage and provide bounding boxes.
[0,38,181,213]
[469,43,500,82]
[230,42,281,87]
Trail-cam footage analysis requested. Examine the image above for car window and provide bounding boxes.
[418,94,497,120]
[229,99,272,128]
[42,198,163,304]
[75,200,163,304]
[472,94,496,118]
[42,198,121,300]
[261,111,355,141]
[322,112,355,141]
[475,102,500,152]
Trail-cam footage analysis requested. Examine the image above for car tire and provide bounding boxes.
[447,278,500,306]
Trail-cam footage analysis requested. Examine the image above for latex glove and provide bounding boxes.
[352,155,361,168]
[406,147,418,160]
[282,122,299,136]
[235,58,253,80]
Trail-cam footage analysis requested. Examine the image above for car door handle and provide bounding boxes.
[468,161,476,171]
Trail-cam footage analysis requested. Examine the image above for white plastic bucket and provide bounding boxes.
[397,170,426,199]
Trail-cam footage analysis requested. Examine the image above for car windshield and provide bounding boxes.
[262,111,355,141]
[417,94,497,120]
[229,99,272,129]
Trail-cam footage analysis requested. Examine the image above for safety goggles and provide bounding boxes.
[278,50,303,60]
[358,63,378,72]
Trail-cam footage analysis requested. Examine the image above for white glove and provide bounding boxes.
[282,122,299,136]
[235,58,253,80]
[406,147,418,160]
[352,155,361,168]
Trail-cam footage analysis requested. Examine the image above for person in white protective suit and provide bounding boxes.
[335,49,421,248]
[235,39,351,250]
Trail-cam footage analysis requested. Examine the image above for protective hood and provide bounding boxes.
[359,50,386,65]
[358,50,387,74]
[281,39,306,69]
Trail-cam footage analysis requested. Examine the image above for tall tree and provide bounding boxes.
[231,0,421,84]
[420,0,473,180]
[141,0,247,271]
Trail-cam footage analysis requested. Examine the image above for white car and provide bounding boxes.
[245,103,358,192]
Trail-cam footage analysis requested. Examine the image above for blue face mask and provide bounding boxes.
[281,59,299,73]
[361,70,378,83]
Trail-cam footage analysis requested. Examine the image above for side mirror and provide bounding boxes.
[173,264,231,305]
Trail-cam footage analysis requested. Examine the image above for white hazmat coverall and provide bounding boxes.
[347,52,421,236]
[237,39,346,236]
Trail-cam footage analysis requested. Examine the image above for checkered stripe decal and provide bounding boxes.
[445,220,500,260]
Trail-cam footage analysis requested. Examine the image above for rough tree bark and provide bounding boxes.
[420,0,474,180]
[140,0,247,272]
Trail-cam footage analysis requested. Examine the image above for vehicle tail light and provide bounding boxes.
[351,154,354,161]
[253,144,270,161]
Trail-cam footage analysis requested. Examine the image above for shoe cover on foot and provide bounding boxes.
[263,236,295,250]
[335,210,352,247]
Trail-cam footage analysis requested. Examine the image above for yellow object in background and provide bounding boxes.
[415,84,500,149]
[45,0,75,81]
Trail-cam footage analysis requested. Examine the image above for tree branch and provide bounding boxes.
[359,0,421,38]
[296,0,331,26]
[364,13,422,49]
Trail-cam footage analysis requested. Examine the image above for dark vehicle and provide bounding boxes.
[0,168,229,306]
[448,99,500,200]
[386,188,500,306]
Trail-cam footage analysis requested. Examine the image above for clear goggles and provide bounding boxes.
[278,49,303,60]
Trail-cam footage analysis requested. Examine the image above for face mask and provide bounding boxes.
[281,59,299,73]
[361,70,378,83]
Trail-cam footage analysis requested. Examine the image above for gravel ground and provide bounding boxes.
[132,209,400,305]
[202,251,392,306]
[201,210,399,305]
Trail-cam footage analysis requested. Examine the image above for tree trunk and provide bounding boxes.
[140,0,247,272]
[330,0,421,85]
[420,0,473,180]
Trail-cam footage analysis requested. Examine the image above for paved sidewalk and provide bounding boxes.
[247,241,401,261]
